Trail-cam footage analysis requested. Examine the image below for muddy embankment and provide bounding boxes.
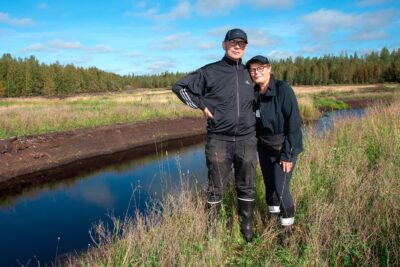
[0,117,206,198]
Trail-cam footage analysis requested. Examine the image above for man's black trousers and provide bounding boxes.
[205,136,257,203]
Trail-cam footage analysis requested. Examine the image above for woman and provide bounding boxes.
[246,55,303,232]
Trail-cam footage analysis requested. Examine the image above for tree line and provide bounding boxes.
[272,47,400,86]
[0,47,399,97]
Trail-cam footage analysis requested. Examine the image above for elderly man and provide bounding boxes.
[172,28,257,242]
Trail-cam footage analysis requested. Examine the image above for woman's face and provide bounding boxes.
[249,62,271,85]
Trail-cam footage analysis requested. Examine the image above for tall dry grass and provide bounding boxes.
[297,95,321,121]
[66,101,400,266]
[0,92,199,139]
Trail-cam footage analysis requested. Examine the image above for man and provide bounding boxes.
[172,28,257,242]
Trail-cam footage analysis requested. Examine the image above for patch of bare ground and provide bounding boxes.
[293,84,380,94]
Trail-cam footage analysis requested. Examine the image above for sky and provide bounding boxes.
[1,0,399,75]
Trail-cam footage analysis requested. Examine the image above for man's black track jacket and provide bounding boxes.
[172,56,256,141]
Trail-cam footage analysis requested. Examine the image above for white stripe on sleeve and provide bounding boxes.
[180,89,198,109]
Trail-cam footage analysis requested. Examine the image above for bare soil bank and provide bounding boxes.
[0,117,206,196]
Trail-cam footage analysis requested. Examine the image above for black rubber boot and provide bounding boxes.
[238,200,254,242]
[206,202,221,237]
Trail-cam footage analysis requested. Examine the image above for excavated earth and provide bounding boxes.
[0,117,206,196]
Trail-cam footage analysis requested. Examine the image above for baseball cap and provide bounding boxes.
[246,55,270,69]
[224,28,248,43]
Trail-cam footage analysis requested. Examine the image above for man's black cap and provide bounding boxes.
[224,28,248,43]
[246,55,270,69]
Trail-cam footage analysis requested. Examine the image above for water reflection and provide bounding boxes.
[315,108,365,134]
[0,141,207,267]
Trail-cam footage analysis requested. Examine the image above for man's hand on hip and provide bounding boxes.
[203,107,214,120]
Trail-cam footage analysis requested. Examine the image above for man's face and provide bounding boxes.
[223,38,247,61]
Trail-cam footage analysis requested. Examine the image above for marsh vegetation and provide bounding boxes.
[65,102,400,266]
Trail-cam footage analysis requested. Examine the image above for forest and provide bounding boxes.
[0,47,399,97]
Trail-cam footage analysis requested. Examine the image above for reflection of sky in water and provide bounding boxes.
[315,108,365,135]
[0,142,206,267]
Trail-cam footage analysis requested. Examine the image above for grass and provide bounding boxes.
[0,90,199,139]
[66,101,400,266]
[314,97,349,110]
[303,84,400,109]
[1,84,399,140]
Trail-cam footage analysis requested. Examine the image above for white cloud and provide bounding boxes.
[356,0,389,6]
[136,0,293,22]
[301,45,321,53]
[158,32,191,50]
[247,29,281,48]
[302,8,396,42]
[70,184,114,209]
[49,40,84,49]
[194,0,293,16]
[195,0,240,15]
[253,0,294,8]
[37,3,48,10]
[125,52,142,58]
[146,60,176,73]
[135,1,147,9]
[135,1,293,24]
[139,1,191,22]
[0,12,34,27]
[197,42,216,49]
[22,43,46,52]
[139,4,160,17]
[208,26,234,38]
[351,31,387,41]
[22,40,117,54]
[266,50,297,60]
[162,1,191,20]
[360,9,396,29]
[88,45,114,53]
[302,9,355,37]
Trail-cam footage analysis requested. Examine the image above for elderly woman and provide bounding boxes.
[246,55,303,233]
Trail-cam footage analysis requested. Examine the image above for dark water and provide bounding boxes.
[315,108,365,134]
[0,108,365,266]
[0,142,207,266]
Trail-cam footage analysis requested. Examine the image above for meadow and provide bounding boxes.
[65,100,400,266]
[1,84,399,140]
[0,89,197,140]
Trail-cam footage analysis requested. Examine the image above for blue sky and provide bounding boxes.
[1,0,399,75]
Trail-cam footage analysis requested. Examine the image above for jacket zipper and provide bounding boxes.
[234,62,240,140]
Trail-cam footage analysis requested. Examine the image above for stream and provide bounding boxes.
[0,108,365,266]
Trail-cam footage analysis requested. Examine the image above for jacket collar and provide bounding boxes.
[222,55,242,65]
[257,74,276,96]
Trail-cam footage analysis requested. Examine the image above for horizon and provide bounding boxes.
[1,0,399,76]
